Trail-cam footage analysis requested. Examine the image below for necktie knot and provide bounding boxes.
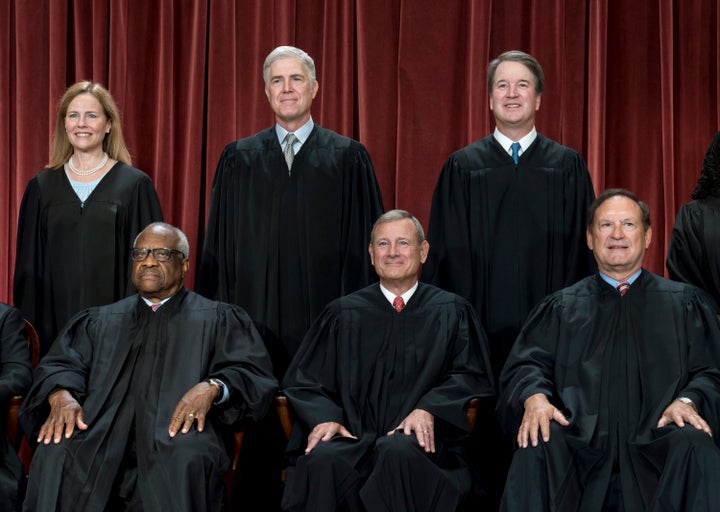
[393,296,405,313]
[284,133,298,173]
[617,281,630,296]
[150,303,161,311]
[510,142,521,165]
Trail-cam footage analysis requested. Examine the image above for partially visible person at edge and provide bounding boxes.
[195,45,383,509]
[0,303,33,511]
[281,210,494,511]
[667,130,720,311]
[421,50,595,507]
[498,189,720,511]
[14,81,163,356]
[19,222,277,511]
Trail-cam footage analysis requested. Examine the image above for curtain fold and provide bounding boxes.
[2,0,719,302]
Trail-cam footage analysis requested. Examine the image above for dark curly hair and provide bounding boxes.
[691,131,720,199]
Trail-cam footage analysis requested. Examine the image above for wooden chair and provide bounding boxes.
[6,319,40,451]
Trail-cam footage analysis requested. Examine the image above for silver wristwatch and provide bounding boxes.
[676,396,697,412]
[206,378,225,403]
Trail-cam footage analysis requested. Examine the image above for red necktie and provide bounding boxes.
[617,282,630,296]
[151,303,161,311]
[393,296,405,313]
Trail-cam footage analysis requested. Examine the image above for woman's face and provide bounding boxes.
[64,93,111,153]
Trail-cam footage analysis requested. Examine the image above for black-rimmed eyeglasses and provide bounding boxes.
[130,248,186,262]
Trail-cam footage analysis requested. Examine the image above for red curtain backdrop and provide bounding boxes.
[1,0,719,304]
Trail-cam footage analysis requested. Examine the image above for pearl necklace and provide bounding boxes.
[67,152,108,176]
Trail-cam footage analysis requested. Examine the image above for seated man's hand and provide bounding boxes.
[388,408,435,453]
[517,393,569,448]
[168,381,218,438]
[657,399,712,436]
[305,422,356,454]
[38,389,87,445]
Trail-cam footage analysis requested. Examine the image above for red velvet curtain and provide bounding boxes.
[2,0,719,303]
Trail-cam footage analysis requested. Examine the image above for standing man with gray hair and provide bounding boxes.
[197,45,384,508]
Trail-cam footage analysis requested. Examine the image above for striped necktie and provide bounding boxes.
[617,282,630,296]
[393,296,405,313]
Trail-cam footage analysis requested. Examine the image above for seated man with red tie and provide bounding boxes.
[281,210,495,512]
[497,189,720,511]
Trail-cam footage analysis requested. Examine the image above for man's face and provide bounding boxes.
[265,57,318,129]
[131,227,188,301]
[489,60,541,134]
[587,195,652,279]
[369,218,429,289]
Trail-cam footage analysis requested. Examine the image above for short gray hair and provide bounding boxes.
[370,210,425,244]
[263,46,317,86]
[134,222,190,259]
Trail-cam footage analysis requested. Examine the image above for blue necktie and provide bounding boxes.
[510,142,521,165]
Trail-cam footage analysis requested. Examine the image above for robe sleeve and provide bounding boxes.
[666,206,709,294]
[0,305,33,405]
[339,144,384,296]
[562,152,597,282]
[13,177,45,332]
[281,307,346,431]
[495,295,564,439]
[421,155,475,301]
[18,311,95,438]
[414,298,495,432]
[207,303,277,426]
[196,143,236,301]
[675,288,720,436]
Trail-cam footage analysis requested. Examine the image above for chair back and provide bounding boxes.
[7,319,40,450]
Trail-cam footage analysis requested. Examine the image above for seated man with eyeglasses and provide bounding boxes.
[19,222,277,512]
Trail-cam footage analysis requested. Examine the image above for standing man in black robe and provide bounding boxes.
[196,45,384,508]
[281,210,494,512]
[197,45,384,378]
[421,50,596,506]
[498,189,720,511]
[19,222,277,512]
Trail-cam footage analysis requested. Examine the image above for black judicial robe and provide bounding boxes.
[19,289,277,512]
[422,134,595,376]
[281,283,495,511]
[497,271,720,511]
[196,125,384,377]
[0,304,32,511]
[667,197,720,310]
[13,164,163,354]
